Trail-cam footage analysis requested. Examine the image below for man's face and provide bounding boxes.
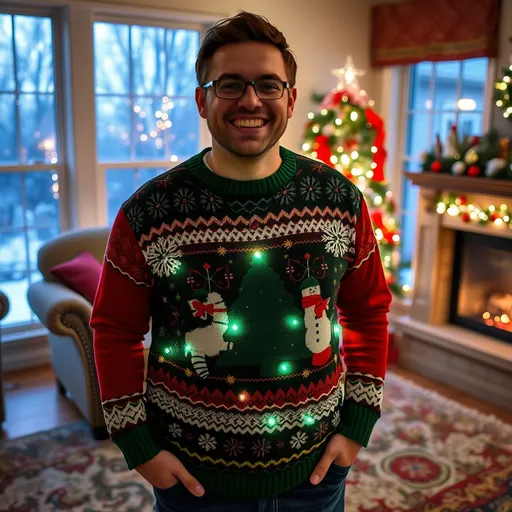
[195,42,297,158]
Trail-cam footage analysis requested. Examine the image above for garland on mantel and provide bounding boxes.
[436,193,512,229]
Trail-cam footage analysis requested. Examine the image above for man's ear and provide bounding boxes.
[195,86,208,119]
[287,87,297,119]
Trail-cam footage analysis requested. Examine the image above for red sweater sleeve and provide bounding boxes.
[336,197,392,447]
[90,209,161,468]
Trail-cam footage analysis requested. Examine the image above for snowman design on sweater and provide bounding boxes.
[300,277,332,366]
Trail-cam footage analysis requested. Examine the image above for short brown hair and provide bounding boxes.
[196,11,297,87]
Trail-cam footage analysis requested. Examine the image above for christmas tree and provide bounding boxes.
[300,56,405,297]
[220,252,311,376]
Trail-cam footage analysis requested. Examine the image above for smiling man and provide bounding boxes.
[91,10,392,512]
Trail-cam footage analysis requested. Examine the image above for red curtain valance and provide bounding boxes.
[371,0,501,67]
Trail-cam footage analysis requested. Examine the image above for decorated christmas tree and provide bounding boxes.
[300,57,405,296]
[221,252,311,375]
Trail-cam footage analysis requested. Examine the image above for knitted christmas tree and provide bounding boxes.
[220,251,310,376]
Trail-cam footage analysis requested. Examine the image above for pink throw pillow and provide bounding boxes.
[50,251,102,303]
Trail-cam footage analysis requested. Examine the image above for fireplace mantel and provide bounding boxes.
[404,172,512,199]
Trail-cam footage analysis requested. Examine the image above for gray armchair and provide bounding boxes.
[27,227,111,439]
[0,289,9,423]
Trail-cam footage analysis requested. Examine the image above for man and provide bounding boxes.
[91,10,392,512]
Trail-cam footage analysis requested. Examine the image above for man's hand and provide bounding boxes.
[135,450,205,497]
[310,434,362,485]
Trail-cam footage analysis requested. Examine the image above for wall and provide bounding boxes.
[79,0,375,151]
[492,0,512,138]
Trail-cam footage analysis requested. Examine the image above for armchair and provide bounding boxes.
[27,227,111,439]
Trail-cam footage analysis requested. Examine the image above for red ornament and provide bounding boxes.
[430,161,443,172]
[489,212,499,222]
[313,135,333,166]
[461,213,471,223]
[468,165,481,177]
[458,196,468,205]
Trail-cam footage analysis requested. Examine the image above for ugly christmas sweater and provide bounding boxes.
[91,146,392,499]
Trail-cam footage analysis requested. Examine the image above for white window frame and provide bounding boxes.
[0,5,70,336]
[377,58,496,311]
[2,0,222,342]
[92,14,209,225]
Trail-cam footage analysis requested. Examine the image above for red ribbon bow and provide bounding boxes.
[191,300,227,319]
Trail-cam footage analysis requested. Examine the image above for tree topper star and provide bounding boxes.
[332,56,366,90]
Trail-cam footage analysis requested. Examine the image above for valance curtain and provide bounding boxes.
[371,0,502,67]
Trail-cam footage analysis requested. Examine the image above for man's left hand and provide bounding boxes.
[310,434,362,485]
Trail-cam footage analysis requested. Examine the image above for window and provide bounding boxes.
[400,58,489,288]
[0,11,63,329]
[93,21,201,223]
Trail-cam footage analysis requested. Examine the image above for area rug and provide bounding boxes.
[0,372,511,512]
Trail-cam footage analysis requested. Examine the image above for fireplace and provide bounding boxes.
[450,231,512,344]
[392,173,512,413]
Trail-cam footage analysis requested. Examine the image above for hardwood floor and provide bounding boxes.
[1,363,511,441]
[1,365,81,441]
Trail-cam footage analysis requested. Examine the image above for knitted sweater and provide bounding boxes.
[90,146,392,499]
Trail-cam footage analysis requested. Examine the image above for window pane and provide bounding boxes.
[458,112,483,139]
[0,229,28,286]
[132,25,165,96]
[166,29,200,95]
[461,58,488,111]
[409,62,433,110]
[25,171,60,228]
[94,22,129,95]
[14,15,54,94]
[433,111,457,146]
[0,267,31,326]
[0,93,17,164]
[106,169,135,222]
[138,168,163,186]
[0,14,15,91]
[434,61,461,110]
[0,172,23,228]
[28,227,57,272]
[133,97,165,161]
[96,96,131,162]
[169,98,199,159]
[19,94,58,164]
[404,113,430,159]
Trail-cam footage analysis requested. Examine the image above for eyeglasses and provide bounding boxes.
[202,78,290,100]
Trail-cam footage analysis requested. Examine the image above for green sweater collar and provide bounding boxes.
[188,146,297,197]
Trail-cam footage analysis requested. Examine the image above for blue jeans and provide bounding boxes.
[154,464,349,512]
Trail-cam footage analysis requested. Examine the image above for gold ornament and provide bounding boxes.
[464,148,479,165]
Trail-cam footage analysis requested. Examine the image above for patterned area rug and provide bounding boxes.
[1,372,511,512]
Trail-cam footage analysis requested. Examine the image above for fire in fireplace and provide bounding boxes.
[450,231,512,344]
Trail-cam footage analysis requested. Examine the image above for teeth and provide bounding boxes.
[233,119,265,128]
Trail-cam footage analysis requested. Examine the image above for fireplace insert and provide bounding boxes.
[450,230,512,344]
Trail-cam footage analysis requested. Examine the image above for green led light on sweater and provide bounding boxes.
[304,414,315,425]
[266,415,278,429]
[278,362,292,375]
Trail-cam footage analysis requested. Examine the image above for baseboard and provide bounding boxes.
[1,333,51,373]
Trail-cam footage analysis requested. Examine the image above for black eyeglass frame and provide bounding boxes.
[201,79,291,100]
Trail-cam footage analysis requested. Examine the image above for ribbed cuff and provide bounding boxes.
[112,424,162,470]
[338,402,380,447]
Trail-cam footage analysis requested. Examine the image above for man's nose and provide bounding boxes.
[237,84,263,109]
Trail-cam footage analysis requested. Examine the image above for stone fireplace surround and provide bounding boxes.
[392,173,512,412]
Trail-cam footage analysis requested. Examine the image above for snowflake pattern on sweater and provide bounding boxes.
[91,146,392,499]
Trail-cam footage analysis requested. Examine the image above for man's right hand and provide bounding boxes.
[135,450,205,497]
